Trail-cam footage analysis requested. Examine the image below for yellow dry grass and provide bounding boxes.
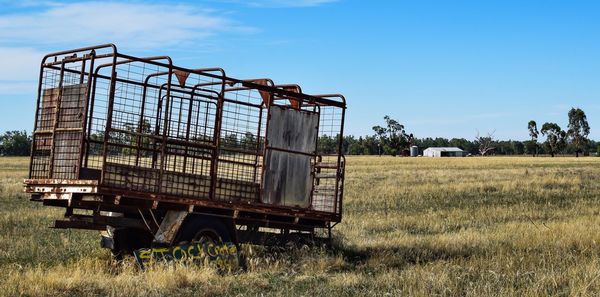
[1,156,600,296]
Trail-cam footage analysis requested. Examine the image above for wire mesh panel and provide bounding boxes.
[97,60,230,201]
[101,60,171,192]
[312,101,345,214]
[159,87,217,198]
[214,86,267,203]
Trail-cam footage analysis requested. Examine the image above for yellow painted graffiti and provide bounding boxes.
[133,242,240,270]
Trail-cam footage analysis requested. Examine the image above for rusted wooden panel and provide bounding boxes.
[262,151,312,207]
[52,131,81,179]
[57,84,87,129]
[51,84,88,179]
[153,210,188,244]
[266,106,318,153]
[262,106,318,208]
[31,88,60,179]
[39,87,59,131]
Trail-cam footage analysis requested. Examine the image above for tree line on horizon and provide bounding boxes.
[334,107,593,157]
[0,108,596,157]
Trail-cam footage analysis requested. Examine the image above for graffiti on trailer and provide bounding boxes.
[134,242,240,270]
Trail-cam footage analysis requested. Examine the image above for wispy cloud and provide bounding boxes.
[0,1,255,94]
[0,1,252,51]
[218,0,338,8]
[0,47,42,81]
[0,47,44,95]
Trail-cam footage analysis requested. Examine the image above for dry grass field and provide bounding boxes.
[2,156,600,296]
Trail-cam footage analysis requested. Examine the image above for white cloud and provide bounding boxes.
[0,2,250,51]
[0,47,44,95]
[0,81,38,95]
[0,1,254,94]
[0,47,42,81]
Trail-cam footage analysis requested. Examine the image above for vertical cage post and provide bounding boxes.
[78,51,96,175]
[100,55,119,184]
[157,64,174,193]
[208,70,227,201]
[47,60,67,178]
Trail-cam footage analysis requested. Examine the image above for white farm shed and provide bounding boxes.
[423,147,466,157]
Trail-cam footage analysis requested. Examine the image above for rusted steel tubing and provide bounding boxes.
[267,146,317,158]
[253,104,264,184]
[29,45,50,178]
[78,50,95,174]
[94,56,173,70]
[157,66,175,194]
[97,187,341,221]
[41,44,116,63]
[44,65,171,92]
[42,53,113,67]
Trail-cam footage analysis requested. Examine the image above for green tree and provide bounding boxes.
[371,116,409,156]
[317,135,337,154]
[541,122,562,157]
[557,130,568,155]
[512,141,525,155]
[0,130,31,156]
[372,125,386,156]
[527,120,539,156]
[567,107,590,157]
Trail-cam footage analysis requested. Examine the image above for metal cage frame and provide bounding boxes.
[26,44,346,227]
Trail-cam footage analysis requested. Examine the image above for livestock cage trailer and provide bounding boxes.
[23,44,346,255]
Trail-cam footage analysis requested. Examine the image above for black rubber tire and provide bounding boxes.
[175,214,235,244]
[111,228,153,258]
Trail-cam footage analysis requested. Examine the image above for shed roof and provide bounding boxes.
[424,147,464,152]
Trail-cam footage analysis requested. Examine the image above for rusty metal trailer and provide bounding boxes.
[24,44,346,255]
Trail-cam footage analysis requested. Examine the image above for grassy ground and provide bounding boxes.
[2,156,600,296]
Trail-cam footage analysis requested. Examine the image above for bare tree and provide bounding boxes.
[475,130,496,156]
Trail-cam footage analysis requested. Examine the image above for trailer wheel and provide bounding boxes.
[176,215,235,244]
[110,228,153,258]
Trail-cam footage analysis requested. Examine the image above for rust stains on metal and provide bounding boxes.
[173,70,190,87]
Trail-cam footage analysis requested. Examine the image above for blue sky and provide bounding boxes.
[1,0,599,140]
